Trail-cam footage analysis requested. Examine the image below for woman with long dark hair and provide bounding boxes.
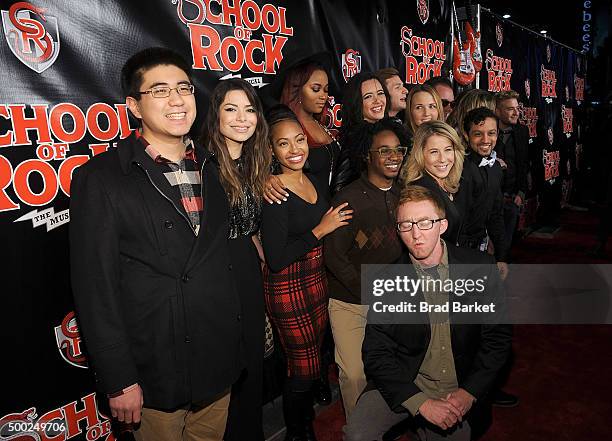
[201,78,271,441]
[261,104,352,441]
[332,71,393,192]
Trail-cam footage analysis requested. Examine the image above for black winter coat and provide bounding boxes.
[70,134,243,410]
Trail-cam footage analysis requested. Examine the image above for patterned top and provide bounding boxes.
[228,156,261,239]
[140,135,202,235]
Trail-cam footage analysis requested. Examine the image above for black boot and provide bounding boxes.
[301,390,318,441]
[283,387,306,441]
[312,376,332,405]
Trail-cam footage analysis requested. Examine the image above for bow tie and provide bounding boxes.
[478,150,497,167]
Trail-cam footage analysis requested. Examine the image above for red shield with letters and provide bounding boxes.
[54,311,88,368]
[2,2,60,73]
[416,0,429,25]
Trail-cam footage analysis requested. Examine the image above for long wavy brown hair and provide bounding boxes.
[404,84,444,134]
[201,79,271,206]
[401,120,465,194]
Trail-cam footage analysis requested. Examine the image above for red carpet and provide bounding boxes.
[313,209,612,440]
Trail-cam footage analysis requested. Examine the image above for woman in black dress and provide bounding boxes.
[202,78,271,441]
[401,120,465,245]
[332,71,393,192]
[280,59,340,192]
[261,105,352,441]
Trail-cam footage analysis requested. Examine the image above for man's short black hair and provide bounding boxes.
[370,117,410,147]
[463,107,499,135]
[120,47,192,99]
[425,76,453,90]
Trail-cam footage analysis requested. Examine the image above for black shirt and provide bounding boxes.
[261,174,330,272]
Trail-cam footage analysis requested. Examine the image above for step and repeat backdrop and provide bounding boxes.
[0,1,583,439]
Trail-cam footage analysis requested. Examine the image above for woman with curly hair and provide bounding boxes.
[201,78,271,441]
[401,120,465,244]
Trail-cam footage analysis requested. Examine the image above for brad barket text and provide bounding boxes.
[371,300,497,314]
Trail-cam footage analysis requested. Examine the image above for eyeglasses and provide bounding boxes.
[369,146,408,158]
[396,218,444,232]
[139,84,195,98]
[441,99,455,109]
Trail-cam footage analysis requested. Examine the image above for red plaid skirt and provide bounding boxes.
[263,245,329,381]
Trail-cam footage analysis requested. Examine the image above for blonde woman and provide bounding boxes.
[401,120,465,244]
[404,84,444,135]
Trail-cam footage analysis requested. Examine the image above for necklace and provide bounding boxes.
[314,120,341,185]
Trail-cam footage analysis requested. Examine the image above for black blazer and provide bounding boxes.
[495,123,529,197]
[455,155,507,261]
[70,134,243,409]
[362,245,511,428]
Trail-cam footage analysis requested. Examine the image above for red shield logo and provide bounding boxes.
[341,49,361,82]
[547,127,554,145]
[54,311,88,368]
[2,2,60,73]
[524,79,531,100]
[416,0,429,25]
[496,23,503,47]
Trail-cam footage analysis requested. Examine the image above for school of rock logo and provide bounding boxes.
[0,393,115,441]
[400,26,445,84]
[484,49,512,92]
[543,149,560,182]
[416,0,429,25]
[574,75,584,102]
[0,103,132,217]
[495,22,503,47]
[55,310,88,368]
[176,0,293,78]
[1,1,60,73]
[561,105,573,138]
[525,79,531,100]
[341,49,361,82]
[541,66,557,102]
[518,103,538,141]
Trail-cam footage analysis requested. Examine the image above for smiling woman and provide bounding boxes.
[200,78,271,441]
[401,120,465,245]
[404,84,444,135]
[261,104,352,441]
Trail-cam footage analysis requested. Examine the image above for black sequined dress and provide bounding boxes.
[225,157,265,441]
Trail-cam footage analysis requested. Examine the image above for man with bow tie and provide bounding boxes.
[495,91,530,252]
[455,107,508,280]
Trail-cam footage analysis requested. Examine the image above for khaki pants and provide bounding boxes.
[328,298,369,418]
[133,391,230,441]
